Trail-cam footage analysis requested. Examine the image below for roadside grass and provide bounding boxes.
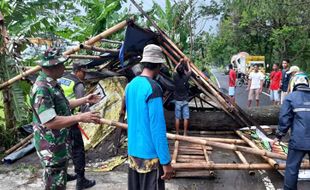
[16,163,38,174]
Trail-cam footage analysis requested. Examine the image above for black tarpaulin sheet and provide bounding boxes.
[86,23,157,68]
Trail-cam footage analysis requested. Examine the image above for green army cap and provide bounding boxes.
[38,48,68,67]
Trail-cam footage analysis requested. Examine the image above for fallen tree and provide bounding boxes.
[164,105,280,131]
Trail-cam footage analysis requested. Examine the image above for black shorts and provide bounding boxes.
[128,166,165,190]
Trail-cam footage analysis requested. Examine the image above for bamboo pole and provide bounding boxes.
[171,140,179,164]
[235,130,279,169]
[161,45,245,127]
[79,44,119,53]
[4,134,34,155]
[100,118,287,160]
[202,145,215,176]
[188,131,235,135]
[195,137,246,145]
[68,55,103,59]
[0,19,130,90]
[0,66,41,90]
[168,134,287,160]
[178,155,205,159]
[64,19,130,55]
[235,151,255,175]
[172,163,310,170]
[101,39,123,45]
[131,0,263,132]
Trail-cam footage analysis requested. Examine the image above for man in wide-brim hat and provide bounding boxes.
[125,44,174,190]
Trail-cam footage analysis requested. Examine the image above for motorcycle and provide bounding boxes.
[264,73,270,88]
[236,74,248,87]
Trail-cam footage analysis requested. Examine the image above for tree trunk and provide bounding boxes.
[165,105,280,131]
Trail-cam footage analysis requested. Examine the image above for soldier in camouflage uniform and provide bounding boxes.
[31,48,101,190]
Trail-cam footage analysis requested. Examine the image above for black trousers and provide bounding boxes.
[128,166,165,190]
[70,124,86,176]
[284,148,310,190]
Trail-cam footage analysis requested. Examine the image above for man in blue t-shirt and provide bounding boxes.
[125,44,173,190]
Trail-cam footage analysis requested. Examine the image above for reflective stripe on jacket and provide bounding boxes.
[276,86,310,150]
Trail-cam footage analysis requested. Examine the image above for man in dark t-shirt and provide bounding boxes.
[173,58,192,136]
[280,59,291,104]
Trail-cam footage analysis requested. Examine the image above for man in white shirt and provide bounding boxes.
[247,65,264,107]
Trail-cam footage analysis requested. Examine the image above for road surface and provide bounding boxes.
[211,68,271,108]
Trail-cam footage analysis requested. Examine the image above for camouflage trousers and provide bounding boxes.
[43,163,68,190]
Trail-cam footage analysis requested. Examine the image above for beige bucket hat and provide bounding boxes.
[140,44,165,64]
[286,66,300,74]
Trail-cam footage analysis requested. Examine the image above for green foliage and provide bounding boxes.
[206,0,310,75]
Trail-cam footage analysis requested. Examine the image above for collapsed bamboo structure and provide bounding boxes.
[0,19,131,90]
[99,118,310,171]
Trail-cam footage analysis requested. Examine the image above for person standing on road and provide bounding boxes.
[58,63,96,190]
[125,44,173,190]
[173,58,192,136]
[228,64,237,103]
[269,63,282,105]
[273,74,310,190]
[31,48,101,190]
[247,64,264,107]
[286,66,301,93]
[280,59,291,104]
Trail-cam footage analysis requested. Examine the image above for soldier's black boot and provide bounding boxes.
[76,174,96,190]
[67,173,77,181]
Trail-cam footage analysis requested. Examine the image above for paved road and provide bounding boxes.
[211,68,271,108]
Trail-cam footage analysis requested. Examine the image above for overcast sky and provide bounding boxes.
[124,0,220,34]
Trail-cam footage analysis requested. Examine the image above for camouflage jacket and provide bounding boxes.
[31,72,72,167]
